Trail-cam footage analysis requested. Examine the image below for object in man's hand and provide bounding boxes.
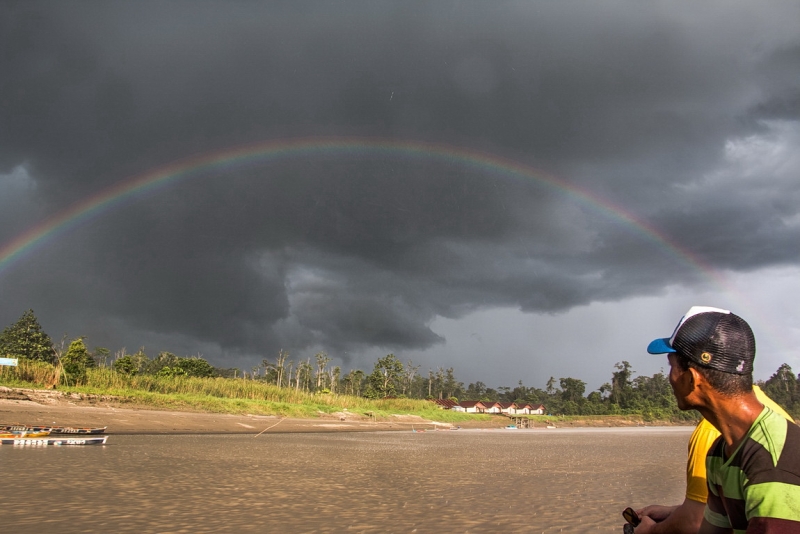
[623,523,635,534]
[622,507,641,526]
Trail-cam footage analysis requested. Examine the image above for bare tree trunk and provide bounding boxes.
[286,361,294,390]
[275,349,288,388]
[315,352,331,391]
[404,360,419,396]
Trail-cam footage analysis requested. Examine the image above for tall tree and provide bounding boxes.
[175,356,214,377]
[466,381,488,400]
[560,377,586,403]
[263,350,289,387]
[60,337,95,385]
[402,360,420,396]
[275,350,288,388]
[328,366,341,394]
[432,367,446,399]
[295,358,313,391]
[342,369,365,396]
[546,376,557,395]
[285,360,294,388]
[62,338,94,368]
[763,363,798,414]
[365,354,404,398]
[610,361,634,408]
[92,346,111,367]
[0,309,54,362]
[442,367,462,399]
[113,347,150,375]
[315,352,331,390]
[147,351,179,374]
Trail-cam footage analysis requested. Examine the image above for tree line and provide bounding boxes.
[2,309,798,418]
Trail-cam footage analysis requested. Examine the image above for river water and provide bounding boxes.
[1,427,690,533]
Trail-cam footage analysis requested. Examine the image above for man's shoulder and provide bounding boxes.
[775,419,800,476]
[743,422,800,526]
[738,410,800,480]
[753,407,795,452]
[754,386,795,422]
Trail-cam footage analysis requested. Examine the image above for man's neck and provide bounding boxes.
[698,393,764,456]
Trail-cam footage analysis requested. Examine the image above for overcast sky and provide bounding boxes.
[1,1,799,391]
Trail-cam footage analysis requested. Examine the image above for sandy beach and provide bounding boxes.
[0,386,509,434]
[0,386,692,434]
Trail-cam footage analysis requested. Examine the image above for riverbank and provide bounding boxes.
[0,386,496,433]
[0,386,695,434]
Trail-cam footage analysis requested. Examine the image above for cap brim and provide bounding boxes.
[647,338,676,354]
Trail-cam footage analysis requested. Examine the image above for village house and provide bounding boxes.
[456,400,486,413]
[498,402,517,414]
[480,401,502,414]
[428,399,547,415]
[513,403,531,414]
[430,398,463,411]
[529,404,545,415]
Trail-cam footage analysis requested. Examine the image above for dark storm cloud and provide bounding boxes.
[1,1,799,372]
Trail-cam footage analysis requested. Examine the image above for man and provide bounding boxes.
[632,387,793,534]
[640,306,800,533]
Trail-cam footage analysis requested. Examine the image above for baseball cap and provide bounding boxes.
[647,306,755,375]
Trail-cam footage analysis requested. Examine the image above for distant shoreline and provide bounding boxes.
[0,386,696,434]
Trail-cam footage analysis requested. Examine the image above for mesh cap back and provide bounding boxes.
[672,311,755,375]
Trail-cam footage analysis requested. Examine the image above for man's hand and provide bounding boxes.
[632,499,705,534]
[636,505,677,524]
[633,515,659,534]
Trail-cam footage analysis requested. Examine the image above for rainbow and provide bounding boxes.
[0,137,718,282]
[3,138,793,367]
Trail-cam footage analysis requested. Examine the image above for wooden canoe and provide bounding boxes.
[0,425,107,434]
[0,431,51,438]
[0,436,108,446]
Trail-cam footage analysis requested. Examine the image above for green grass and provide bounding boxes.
[4,363,691,424]
[0,364,488,423]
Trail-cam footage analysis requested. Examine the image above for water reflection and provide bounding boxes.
[3,428,690,533]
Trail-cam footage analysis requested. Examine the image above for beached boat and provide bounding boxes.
[0,431,51,438]
[0,436,108,446]
[0,425,107,435]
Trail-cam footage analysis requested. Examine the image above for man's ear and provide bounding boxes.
[687,367,704,393]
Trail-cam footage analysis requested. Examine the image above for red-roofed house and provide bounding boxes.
[429,398,463,411]
[458,401,487,413]
[513,403,532,414]
[481,401,502,414]
[498,402,517,414]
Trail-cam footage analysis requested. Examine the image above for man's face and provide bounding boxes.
[667,353,692,410]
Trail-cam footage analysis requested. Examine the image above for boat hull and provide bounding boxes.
[0,425,107,434]
[0,431,51,438]
[0,436,108,446]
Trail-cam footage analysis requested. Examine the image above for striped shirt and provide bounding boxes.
[705,406,800,533]
[686,387,794,503]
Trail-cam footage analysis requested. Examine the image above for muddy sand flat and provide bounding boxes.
[0,387,506,434]
[0,386,689,434]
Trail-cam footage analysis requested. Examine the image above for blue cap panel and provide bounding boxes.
[647,337,676,354]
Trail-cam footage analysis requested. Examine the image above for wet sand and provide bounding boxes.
[0,388,686,434]
[0,396,486,434]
